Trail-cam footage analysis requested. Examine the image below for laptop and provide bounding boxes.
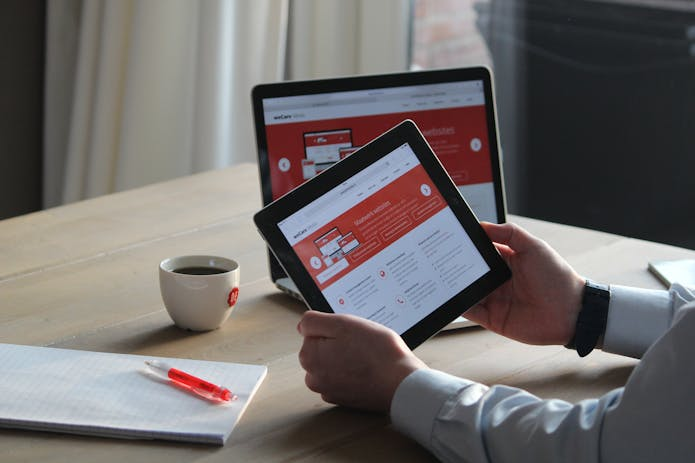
[251,66,506,329]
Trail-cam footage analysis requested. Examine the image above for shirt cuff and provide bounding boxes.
[390,368,477,448]
[602,285,673,358]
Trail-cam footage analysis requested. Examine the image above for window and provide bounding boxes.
[410,0,492,70]
[410,0,695,249]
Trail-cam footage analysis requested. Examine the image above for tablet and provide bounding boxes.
[253,120,510,348]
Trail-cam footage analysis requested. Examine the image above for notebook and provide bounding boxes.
[252,67,507,329]
[0,343,267,445]
[648,259,695,288]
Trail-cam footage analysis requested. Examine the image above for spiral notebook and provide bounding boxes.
[0,343,267,445]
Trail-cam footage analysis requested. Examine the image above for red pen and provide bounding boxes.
[144,360,237,402]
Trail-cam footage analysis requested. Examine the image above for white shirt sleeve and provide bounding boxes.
[603,283,693,358]
[390,284,695,463]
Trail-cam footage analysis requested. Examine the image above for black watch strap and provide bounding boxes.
[565,280,610,357]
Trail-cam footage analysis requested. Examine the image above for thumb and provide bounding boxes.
[297,311,343,338]
[481,222,536,253]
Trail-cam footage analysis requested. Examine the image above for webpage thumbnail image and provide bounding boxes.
[312,227,360,270]
[302,129,361,180]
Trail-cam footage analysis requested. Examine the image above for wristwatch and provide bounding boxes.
[565,280,610,357]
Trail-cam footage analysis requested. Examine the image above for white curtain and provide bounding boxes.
[287,0,410,80]
[45,0,288,206]
[44,0,410,207]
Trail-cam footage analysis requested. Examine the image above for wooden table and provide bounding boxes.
[2,163,694,462]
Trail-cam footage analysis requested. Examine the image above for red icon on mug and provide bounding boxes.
[227,287,239,307]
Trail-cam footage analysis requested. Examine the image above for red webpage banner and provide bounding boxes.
[266,106,492,200]
[292,165,448,290]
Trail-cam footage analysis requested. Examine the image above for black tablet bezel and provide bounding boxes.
[253,120,510,349]
[252,66,506,285]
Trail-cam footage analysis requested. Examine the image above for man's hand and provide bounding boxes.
[297,311,426,412]
[464,222,586,345]
[296,222,584,410]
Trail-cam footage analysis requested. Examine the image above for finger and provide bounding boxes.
[481,222,535,252]
[298,337,322,371]
[320,393,338,405]
[305,371,344,401]
[493,242,515,260]
[462,303,488,326]
[297,310,344,338]
[305,372,326,394]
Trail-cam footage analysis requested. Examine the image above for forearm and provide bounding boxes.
[391,369,619,463]
[602,283,694,358]
[391,286,695,463]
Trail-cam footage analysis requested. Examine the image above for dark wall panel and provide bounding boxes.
[0,0,46,219]
[485,0,695,248]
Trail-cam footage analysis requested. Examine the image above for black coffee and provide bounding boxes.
[172,266,227,275]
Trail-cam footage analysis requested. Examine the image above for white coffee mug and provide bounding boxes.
[159,255,240,331]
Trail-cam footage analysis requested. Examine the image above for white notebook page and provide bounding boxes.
[0,343,267,444]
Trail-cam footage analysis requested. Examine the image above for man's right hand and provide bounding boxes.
[464,222,586,346]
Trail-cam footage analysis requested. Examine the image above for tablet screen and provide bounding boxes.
[277,142,490,335]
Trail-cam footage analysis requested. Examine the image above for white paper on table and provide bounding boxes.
[0,343,267,445]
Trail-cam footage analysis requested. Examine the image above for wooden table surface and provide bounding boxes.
[2,163,694,462]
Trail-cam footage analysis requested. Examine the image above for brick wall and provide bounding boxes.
[411,0,492,70]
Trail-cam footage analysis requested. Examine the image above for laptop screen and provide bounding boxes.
[252,67,505,282]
